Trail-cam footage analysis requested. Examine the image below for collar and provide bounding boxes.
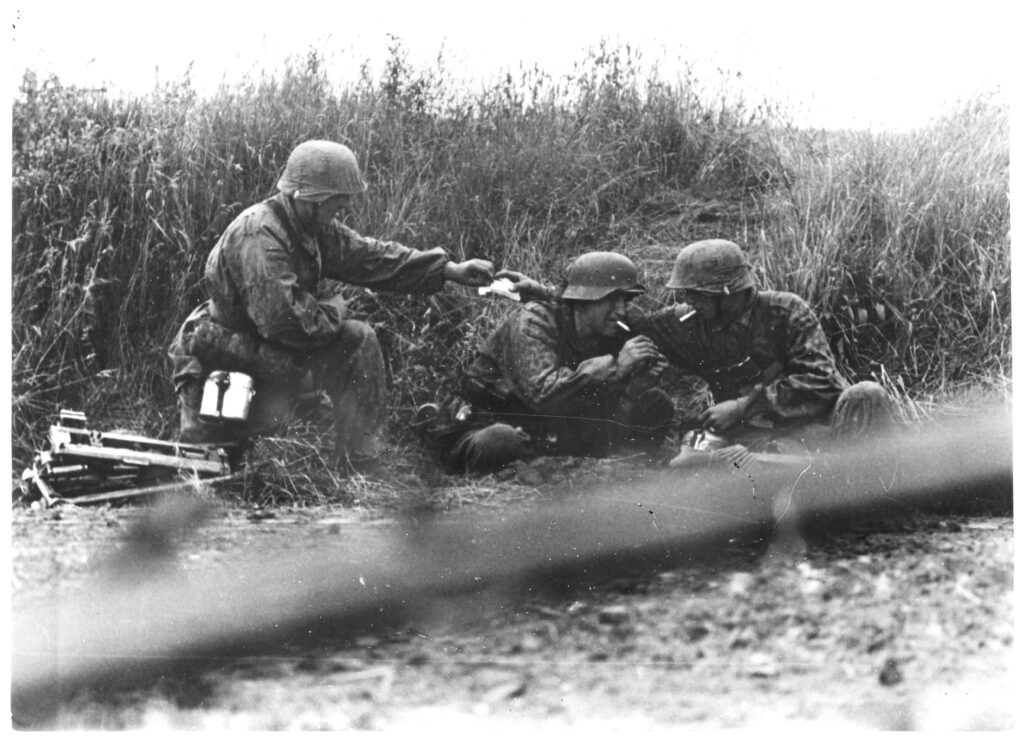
[707,290,758,332]
[275,194,320,255]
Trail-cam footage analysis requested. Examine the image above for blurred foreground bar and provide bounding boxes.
[11,408,1012,717]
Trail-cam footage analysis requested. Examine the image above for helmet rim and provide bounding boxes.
[666,239,755,293]
[276,140,367,201]
[561,251,645,301]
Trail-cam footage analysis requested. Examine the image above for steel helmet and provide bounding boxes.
[561,251,645,301]
[666,239,755,294]
[276,140,367,202]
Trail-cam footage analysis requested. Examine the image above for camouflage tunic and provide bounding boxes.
[465,300,626,412]
[630,290,849,427]
[170,193,450,392]
[457,299,670,459]
[168,193,452,450]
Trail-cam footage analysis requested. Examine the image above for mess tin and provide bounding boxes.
[200,371,255,423]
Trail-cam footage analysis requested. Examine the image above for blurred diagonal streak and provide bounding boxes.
[11,408,1012,712]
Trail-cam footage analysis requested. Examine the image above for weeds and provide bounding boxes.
[10,43,1009,494]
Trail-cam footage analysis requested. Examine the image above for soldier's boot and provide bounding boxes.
[610,387,676,461]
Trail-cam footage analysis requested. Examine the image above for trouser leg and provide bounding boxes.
[609,387,674,453]
[313,320,388,464]
[723,382,894,454]
[446,423,533,474]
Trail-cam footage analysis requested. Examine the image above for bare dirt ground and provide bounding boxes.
[9,457,1016,732]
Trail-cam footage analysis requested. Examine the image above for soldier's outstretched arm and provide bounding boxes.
[494,269,558,302]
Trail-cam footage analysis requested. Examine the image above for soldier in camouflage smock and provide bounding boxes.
[168,140,493,471]
[429,252,674,474]
[629,239,894,462]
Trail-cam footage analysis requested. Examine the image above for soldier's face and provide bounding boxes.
[679,289,721,321]
[314,194,355,227]
[678,289,750,324]
[575,293,631,338]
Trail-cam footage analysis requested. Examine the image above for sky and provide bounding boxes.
[7,0,1015,131]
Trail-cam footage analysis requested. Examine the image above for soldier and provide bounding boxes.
[425,251,674,474]
[168,140,493,473]
[629,239,894,465]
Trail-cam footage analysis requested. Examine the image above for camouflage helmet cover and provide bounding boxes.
[666,239,755,294]
[561,251,645,301]
[276,140,367,202]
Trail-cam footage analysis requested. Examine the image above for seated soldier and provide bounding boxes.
[424,251,674,474]
[629,239,895,465]
[168,140,493,473]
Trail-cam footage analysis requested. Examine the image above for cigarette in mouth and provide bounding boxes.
[616,320,631,332]
[679,309,697,323]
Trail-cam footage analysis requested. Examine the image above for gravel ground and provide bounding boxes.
[9,462,1016,732]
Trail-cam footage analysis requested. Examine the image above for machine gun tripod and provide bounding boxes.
[18,410,238,508]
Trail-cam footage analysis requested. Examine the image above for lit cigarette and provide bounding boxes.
[616,321,631,332]
[679,309,697,323]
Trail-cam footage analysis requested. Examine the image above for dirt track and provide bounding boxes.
[10,459,1015,732]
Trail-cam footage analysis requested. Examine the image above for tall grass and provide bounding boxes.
[10,43,1010,465]
[751,94,1010,411]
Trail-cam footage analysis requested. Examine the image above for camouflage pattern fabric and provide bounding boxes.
[631,290,893,450]
[631,290,849,425]
[168,193,450,449]
[443,300,672,471]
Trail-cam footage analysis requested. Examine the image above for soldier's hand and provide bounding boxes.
[577,354,617,383]
[616,335,666,379]
[445,259,494,287]
[495,270,551,302]
[700,398,747,433]
[626,356,670,399]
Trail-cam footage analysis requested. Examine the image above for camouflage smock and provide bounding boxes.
[170,193,450,391]
[463,299,631,418]
[434,298,671,464]
[630,290,849,425]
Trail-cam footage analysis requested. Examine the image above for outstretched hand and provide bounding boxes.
[495,269,551,302]
[445,259,494,287]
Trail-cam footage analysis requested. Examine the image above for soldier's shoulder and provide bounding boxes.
[508,300,560,334]
[525,298,563,321]
[228,200,277,237]
[759,289,814,313]
[756,290,822,334]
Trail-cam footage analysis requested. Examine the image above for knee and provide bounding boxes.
[335,319,379,348]
[453,423,531,474]
[635,387,674,416]
[626,387,675,429]
[317,320,385,387]
[833,381,895,440]
[841,381,889,405]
